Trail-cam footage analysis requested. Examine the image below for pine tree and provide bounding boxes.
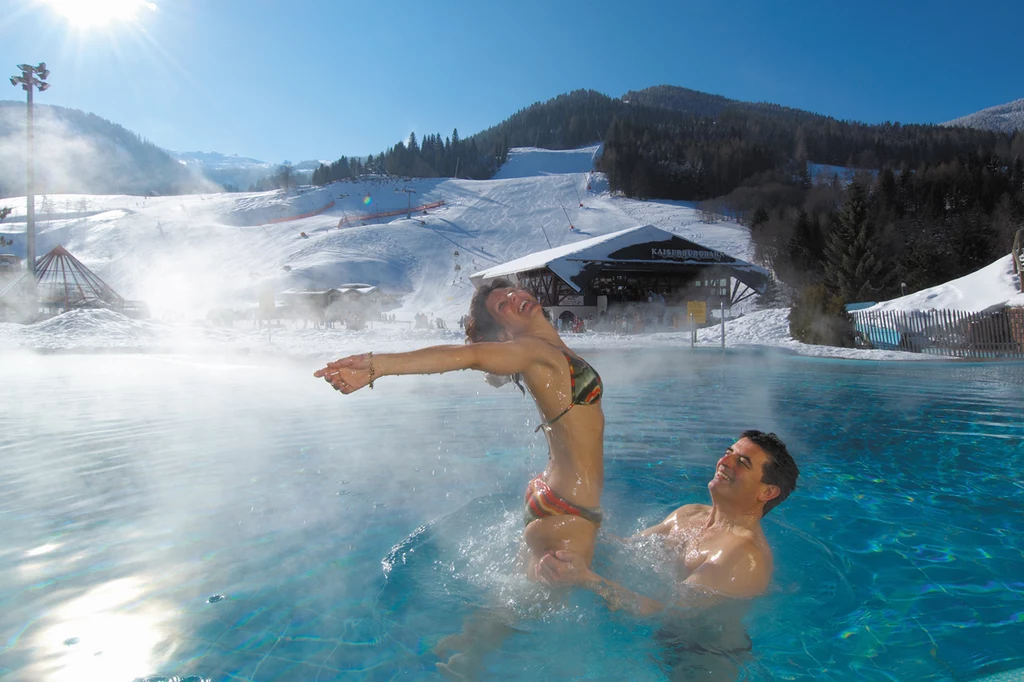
[787,209,823,282]
[876,167,898,218]
[823,183,894,302]
[749,207,769,229]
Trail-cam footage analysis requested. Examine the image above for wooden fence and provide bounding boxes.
[851,307,1024,359]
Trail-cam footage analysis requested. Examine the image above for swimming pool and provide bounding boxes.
[1,350,1021,680]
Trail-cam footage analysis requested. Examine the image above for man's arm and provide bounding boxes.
[538,537,769,616]
[537,550,666,616]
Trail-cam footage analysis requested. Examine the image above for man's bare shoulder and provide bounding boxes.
[640,504,709,536]
[668,503,710,522]
[692,535,773,597]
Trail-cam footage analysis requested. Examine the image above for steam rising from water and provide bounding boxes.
[2,347,1021,679]
[0,103,217,198]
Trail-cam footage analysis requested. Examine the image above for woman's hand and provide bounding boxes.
[537,549,595,587]
[314,354,374,394]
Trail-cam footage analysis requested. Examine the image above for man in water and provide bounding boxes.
[538,430,799,677]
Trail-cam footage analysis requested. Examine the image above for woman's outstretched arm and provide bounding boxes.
[314,338,554,394]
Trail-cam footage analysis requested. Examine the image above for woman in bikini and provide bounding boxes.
[313,277,604,579]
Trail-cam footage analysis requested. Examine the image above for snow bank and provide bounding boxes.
[865,254,1021,313]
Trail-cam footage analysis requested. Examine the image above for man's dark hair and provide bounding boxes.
[741,430,799,517]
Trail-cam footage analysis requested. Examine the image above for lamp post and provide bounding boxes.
[10,62,50,280]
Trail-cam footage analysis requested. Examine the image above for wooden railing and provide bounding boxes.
[851,308,1024,359]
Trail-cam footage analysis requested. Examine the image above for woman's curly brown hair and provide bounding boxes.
[465,278,514,344]
[465,278,525,392]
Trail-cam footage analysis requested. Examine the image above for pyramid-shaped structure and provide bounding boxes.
[34,245,125,310]
[0,245,149,322]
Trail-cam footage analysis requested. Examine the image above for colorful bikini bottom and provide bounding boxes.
[523,475,603,527]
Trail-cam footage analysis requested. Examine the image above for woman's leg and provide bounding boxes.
[436,517,597,677]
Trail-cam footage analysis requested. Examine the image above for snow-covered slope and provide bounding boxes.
[0,147,750,322]
[942,97,1024,134]
[4,146,1017,361]
[493,145,601,179]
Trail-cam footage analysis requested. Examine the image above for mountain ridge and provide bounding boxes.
[0,101,216,198]
[942,97,1024,133]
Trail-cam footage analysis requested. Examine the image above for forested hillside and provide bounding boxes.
[0,102,213,197]
[308,85,1024,331]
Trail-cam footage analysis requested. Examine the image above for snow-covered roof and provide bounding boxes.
[470,225,769,293]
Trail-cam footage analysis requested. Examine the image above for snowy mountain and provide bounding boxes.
[0,102,216,198]
[170,151,271,171]
[168,151,325,191]
[942,98,1024,134]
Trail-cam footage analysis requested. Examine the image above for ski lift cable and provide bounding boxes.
[420,224,501,265]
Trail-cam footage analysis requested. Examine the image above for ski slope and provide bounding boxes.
[0,147,753,322]
[2,146,1019,360]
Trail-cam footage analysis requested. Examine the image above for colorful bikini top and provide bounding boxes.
[535,350,603,432]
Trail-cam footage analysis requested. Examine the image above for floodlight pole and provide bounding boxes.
[26,77,35,275]
[10,62,50,281]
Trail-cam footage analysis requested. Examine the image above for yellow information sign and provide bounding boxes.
[687,301,707,325]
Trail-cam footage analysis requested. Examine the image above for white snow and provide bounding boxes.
[863,254,1023,313]
[492,145,601,179]
[1,146,1020,361]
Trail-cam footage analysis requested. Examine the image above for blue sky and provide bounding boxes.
[1,0,1021,164]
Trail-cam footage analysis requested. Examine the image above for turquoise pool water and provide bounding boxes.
[1,350,1022,680]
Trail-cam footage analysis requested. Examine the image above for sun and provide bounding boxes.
[39,0,157,28]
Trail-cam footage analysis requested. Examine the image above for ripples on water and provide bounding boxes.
[1,350,1022,680]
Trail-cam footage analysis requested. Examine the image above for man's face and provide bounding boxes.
[708,437,775,507]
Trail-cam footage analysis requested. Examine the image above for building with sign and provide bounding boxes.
[469,225,769,327]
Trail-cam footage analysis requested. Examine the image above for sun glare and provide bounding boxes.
[40,0,157,28]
